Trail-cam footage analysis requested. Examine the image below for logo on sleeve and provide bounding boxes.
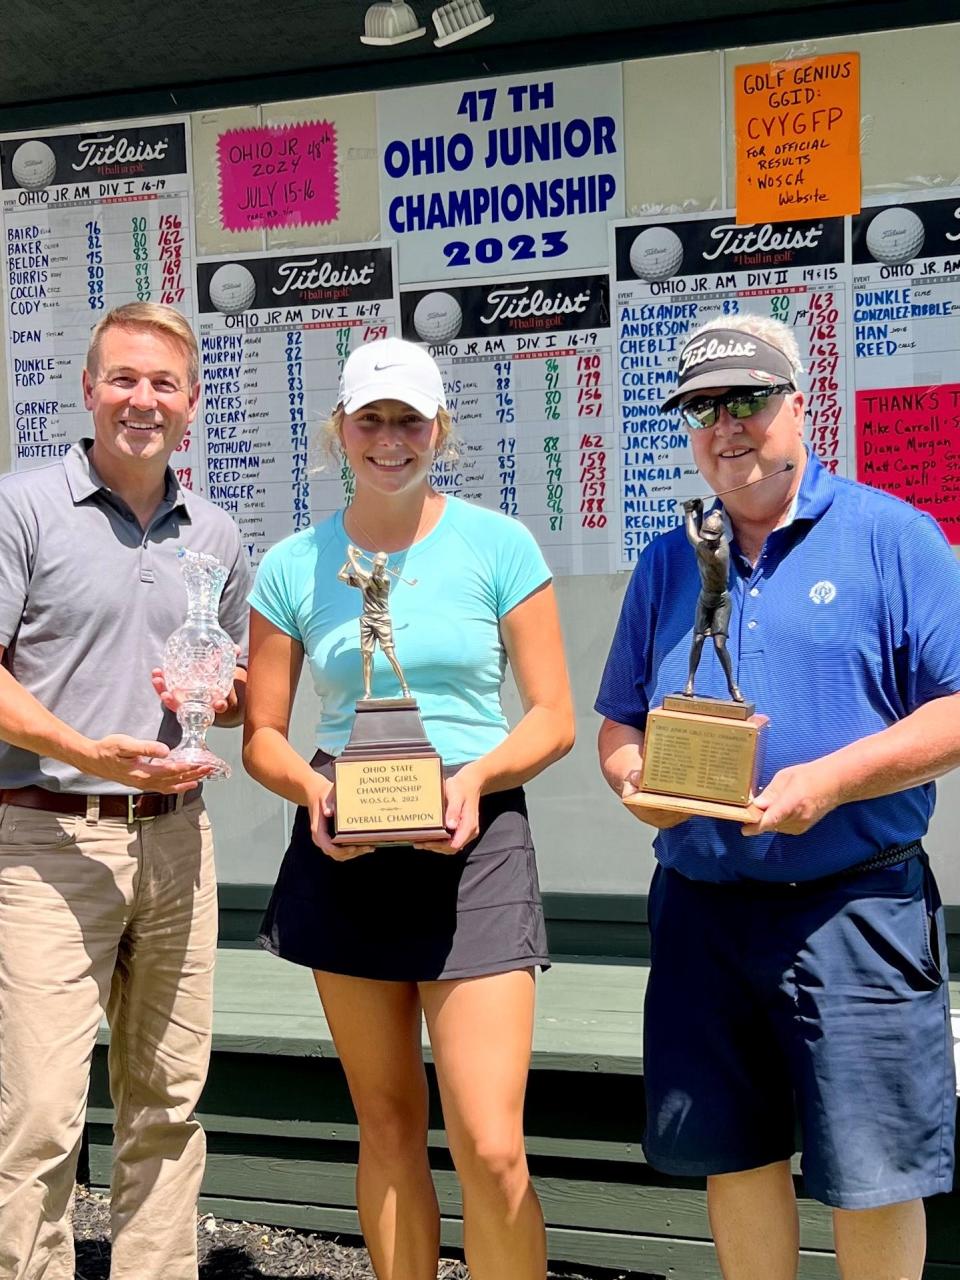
[809,580,837,605]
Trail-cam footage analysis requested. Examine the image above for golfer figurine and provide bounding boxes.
[682,498,744,703]
[339,544,410,699]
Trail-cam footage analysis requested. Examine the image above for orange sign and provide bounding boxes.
[734,53,860,224]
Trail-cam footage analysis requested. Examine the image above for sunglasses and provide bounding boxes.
[679,384,794,431]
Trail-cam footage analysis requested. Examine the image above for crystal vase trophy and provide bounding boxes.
[161,548,236,780]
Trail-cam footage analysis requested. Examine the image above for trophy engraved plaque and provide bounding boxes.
[623,499,767,823]
[627,696,768,822]
[161,548,236,780]
[333,545,447,845]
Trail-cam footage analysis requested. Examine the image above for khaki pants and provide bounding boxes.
[0,799,218,1280]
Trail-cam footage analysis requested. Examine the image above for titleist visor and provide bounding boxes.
[662,329,796,412]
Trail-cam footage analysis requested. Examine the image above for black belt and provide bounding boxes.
[0,786,202,823]
[682,840,925,894]
[834,838,923,879]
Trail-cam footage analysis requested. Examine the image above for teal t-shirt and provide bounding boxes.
[249,497,551,762]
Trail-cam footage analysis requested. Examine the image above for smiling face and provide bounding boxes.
[82,324,200,479]
[339,398,439,499]
[684,383,806,521]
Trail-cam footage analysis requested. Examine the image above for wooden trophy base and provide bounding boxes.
[623,790,762,824]
[333,698,448,845]
[624,694,768,824]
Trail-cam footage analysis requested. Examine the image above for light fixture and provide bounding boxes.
[360,0,426,45]
[432,0,494,46]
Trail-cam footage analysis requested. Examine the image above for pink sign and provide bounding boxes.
[218,121,339,232]
[856,383,960,544]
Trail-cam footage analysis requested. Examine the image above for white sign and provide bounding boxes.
[195,242,400,564]
[0,116,197,482]
[402,269,618,576]
[379,65,624,285]
[610,210,854,566]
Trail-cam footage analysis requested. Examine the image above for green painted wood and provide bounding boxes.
[219,887,960,964]
[87,1130,832,1247]
[85,944,960,1273]
[85,1107,644,1164]
[90,946,959,1090]
[94,950,648,1072]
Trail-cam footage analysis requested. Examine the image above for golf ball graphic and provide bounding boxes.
[11,140,57,190]
[208,263,257,314]
[413,291,462,343]
[865,206,925,265]
[628,226,684,281]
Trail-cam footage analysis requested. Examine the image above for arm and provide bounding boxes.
[338,546,365,587]
[240,609,373,860]
[597,715,688,829]
[0,646,210,793]
[682,498,702,550]
[431,582,574,852]
[746,692,960,836]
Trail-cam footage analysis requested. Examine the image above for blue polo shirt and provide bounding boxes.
[596,448,960,882]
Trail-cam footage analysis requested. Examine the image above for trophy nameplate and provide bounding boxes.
[333,699,448,845]
[623,696,768,823]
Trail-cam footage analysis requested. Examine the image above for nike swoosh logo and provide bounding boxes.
[373,363,404,371]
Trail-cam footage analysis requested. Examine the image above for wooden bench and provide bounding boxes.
[86,950,960,1277]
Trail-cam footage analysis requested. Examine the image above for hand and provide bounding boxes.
[151,648,240,716]
[741,760,840,836]
[413,764,483,854]
[621,769,689,830]
[306,779,376,861]
[90,735,213,794]
[682,498,703,515]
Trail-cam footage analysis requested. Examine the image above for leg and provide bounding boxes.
[314,970,439,1280]
[362,649,374,698]
[786,859,954,1220]
[685,632,706,696]
[420,970,545,1280]
[0,807,133,1280]
[712,636,743,702]
[381,645,410,698]
[707,1161,799,1280]
[833,1200,925,1280]
[107,804,218,1280]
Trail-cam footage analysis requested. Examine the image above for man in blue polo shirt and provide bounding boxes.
[597,313,960,1280]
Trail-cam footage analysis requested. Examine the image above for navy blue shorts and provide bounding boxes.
[644,856,956,1208]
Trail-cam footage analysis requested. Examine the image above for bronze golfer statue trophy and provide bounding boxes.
[623,487,776,824]
[332,545,447,845]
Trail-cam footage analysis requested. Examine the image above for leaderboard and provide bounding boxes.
[196,243,400,562]
[401,271,618,575]
[611,211,853,565]
[0,118,197,484]
[853,192,960,543]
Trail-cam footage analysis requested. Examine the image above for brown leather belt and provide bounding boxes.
[0,786,202,823]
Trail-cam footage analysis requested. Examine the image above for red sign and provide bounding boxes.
[856,383,960,543]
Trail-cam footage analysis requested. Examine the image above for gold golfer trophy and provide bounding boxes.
[332,545,447,845]
[623,497,768,824]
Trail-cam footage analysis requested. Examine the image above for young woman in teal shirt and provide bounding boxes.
[243,337,574,1280]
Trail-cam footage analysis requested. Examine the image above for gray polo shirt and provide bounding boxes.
[0,440,251,793]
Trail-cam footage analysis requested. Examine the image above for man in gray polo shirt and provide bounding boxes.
[0,303,250,1280]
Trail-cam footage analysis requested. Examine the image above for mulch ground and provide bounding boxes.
[73,1187,642,1280]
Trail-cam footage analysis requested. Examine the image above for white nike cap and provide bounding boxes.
[339,337,447,419]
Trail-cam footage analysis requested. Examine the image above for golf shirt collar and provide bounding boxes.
[715,444,835,542]
[64,438,191,517]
